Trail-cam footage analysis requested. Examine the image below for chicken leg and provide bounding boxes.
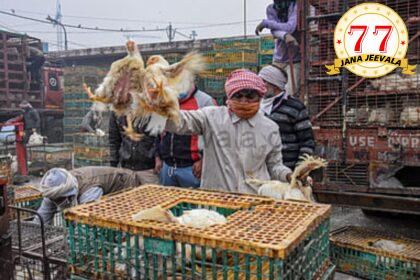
[83,83,112,103]
[123,113,143,141]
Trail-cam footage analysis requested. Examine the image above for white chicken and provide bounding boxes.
[246,154,327,202]
[131,206,226,268]
[400,106,420,127]
[370,239,406,252]
[28,129,44,145]
[132,206,226,229]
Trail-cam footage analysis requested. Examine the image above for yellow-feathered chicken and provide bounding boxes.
[246,154,327,202]
[142,52,206,136]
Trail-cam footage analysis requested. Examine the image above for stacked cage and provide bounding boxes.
[0,31,43,110]
[64,185,334,279]
[73,133,109,168]
[198,38,260,105]
[303,0,420,195]
[62,66,107,143]
[27,143,73,175]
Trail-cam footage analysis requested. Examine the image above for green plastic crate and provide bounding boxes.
[64,92,89,100]
[213,38,259,51]
[259,54,274,66]
[65,189,331,280]
[64,118,84,126]
[64,100,93,109]
[206,62,259,71]
[260,37,275,52]
[200,77,226,93]
[67,219,330,279]
[330,227,420,280]
[64,109,90,118]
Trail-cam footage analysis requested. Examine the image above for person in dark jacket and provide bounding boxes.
[26,46,45,84]
[81,109,103,134]
[155,86,215,188]
[258,65,315,169]
[109,112,158,184]
[19,100,41,143]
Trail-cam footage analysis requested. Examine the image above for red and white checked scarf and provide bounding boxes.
[224,69,267,99]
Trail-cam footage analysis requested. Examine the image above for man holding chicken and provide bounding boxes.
[148,69,294,194]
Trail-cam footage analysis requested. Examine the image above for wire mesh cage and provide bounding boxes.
[304,0,420,128]
[64,185,333,279]
[10,209,68,280]
[330,226,420,279]
[27,143,73,175]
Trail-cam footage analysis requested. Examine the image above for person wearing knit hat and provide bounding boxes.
[150,69,293,194]
[258,65,315,170]
[35,166,141,225]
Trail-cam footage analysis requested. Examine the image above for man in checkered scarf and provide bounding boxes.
[148,69,292,194]
[224,69,267,119]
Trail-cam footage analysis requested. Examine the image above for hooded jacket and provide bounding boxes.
[109,112,156,170]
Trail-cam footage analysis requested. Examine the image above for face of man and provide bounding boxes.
[263,81,282,98]
[230,89,260,103]
[52,195,76,209]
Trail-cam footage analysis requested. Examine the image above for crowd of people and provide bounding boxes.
[36,0,315,225]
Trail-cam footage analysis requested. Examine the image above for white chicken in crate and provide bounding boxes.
[246,154,328,202]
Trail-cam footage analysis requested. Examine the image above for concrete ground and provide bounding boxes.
[330,206,420,279]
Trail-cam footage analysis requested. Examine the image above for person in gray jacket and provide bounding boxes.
[35,166,140,225]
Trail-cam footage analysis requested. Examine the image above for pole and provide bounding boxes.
[46,15,68,50]
[243,0,247,38]
[59,22,68,50]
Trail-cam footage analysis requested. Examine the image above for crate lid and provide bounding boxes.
[64,185,331,259]
[330,226,420,262]
[13,185,42,203]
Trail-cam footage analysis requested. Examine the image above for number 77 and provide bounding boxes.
[348,25,393,53]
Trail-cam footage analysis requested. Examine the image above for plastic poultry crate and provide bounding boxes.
[212,38,259,51]
[9,185,43,215]
[259,36,275,53]
[73,146,109,160]
[330,226,420,279]
[259,54,274,67]
[64,185,332,279]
